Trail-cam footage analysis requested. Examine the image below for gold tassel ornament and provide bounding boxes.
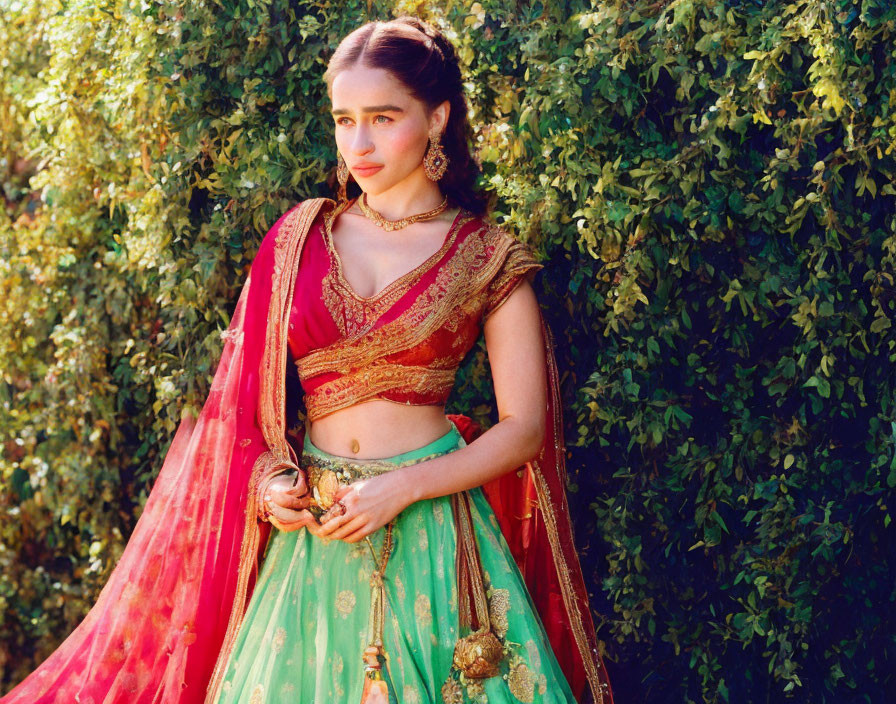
[359,521,398,704]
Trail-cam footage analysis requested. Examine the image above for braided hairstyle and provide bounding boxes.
[322,16,494,218]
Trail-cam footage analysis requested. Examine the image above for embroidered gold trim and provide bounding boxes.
[322,198,469,338]
[304,360,456,421]
[260,200,323,464]
[483,240,544,321]
[297,223,511,381]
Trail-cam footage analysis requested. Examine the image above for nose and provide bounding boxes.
[350,123,374,155]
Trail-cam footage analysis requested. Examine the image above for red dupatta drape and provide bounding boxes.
[2,198,613,704]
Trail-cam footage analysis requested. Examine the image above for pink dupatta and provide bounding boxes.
[1,198,613,704]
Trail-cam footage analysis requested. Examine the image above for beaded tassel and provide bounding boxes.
[359,522,398,704]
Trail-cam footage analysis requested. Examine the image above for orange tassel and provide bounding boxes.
[360,677,390,704]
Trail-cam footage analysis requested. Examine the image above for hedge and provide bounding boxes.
[2,1,894,701]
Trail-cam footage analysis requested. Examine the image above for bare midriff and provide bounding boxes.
[306,399,454,459]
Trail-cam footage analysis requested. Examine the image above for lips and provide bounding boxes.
[353,164,383,176]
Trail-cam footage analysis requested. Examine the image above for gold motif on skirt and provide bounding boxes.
[508,661,536,703]
[248,683,264,704]
[335,589,356,617]
[524,638,542,671]
[489,588,510,638]
[279,682,296,697]
[441,677,464,704]
[271,626,286,654]
[414,592,433,626]
[394,573,407,601]
[403,684,423,704]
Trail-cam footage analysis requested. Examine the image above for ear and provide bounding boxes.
[431,99,451,134]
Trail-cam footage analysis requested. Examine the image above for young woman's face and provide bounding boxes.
[330,64,447,195]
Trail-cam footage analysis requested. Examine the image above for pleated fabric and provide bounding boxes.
[213,420,577,704]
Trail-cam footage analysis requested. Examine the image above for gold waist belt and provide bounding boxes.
[301,448,449,518]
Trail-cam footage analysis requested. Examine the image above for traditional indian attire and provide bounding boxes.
[1,197,614,704]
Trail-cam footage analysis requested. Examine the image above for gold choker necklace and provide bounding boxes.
[357,192,449,232]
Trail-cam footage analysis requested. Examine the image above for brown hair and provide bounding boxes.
[323,16,494,218]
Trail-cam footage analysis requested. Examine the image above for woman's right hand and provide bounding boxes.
[264,474,327,536]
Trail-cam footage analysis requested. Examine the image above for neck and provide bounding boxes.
[360,169,448,220]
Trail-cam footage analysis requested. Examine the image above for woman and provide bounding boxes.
[1,16,613,704]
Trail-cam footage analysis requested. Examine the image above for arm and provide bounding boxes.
[401,275,547,502]
[316,276,547,543]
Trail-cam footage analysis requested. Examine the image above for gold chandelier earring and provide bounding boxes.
[336,151,350,202]
[423,127,448,181]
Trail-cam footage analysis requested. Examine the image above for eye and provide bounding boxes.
[335,115,392,125]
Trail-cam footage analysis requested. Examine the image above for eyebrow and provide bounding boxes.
[331,105,405,116]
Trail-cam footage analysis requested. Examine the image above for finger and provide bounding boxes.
[334,480,363,502]
[270,503,312,525]
[298,511,330,537]
[317,508,351,535]
[340,524,371,543]
[278,493,313,511]
[269,484,311,505]
[271,482,307,499]
[328,514,368,541]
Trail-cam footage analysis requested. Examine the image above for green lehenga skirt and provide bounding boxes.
[214,419,577,704]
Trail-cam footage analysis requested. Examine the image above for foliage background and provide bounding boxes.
[2,0,895,701]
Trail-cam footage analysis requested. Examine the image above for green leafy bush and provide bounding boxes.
[2,0,894,701]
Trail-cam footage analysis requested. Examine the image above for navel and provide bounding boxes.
[350,437,360,454]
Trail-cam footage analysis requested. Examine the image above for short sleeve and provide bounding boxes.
[482,237,544,321]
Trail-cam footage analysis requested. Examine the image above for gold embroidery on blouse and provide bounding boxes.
[321,199,470,338]
[297,224,509,382]
[304,361,457,421]
[483,240,544,321]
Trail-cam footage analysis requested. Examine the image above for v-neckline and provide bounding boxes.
[324,197,465,303]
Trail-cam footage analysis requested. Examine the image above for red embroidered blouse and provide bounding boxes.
[287,198,543,422]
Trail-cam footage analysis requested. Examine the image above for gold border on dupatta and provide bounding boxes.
[204,198,327,704]
[528,314,609,704]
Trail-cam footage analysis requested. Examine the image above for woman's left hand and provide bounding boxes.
[316,470,413,543]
